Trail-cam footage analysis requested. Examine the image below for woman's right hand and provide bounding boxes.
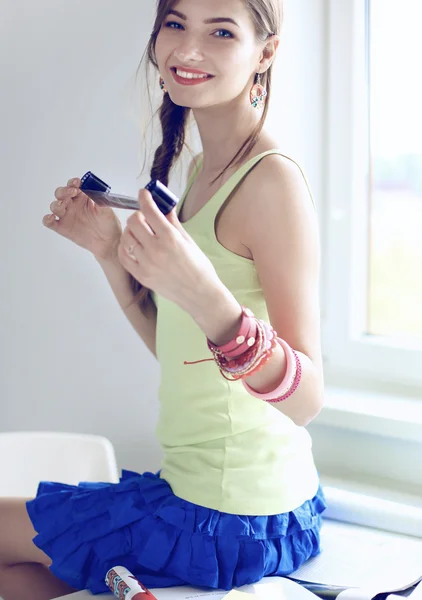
[43,177,123,261]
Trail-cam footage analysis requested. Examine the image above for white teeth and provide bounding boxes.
[176,69,209,79]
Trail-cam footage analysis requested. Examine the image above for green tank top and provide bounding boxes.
[152,149,319,515]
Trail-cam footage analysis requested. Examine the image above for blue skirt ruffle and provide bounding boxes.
[26,470,327,594]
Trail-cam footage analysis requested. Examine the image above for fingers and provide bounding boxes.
[43,178,81,229]
[137,189,168,235]
[54,185,80,203]
[119,229,142,264]
[127,209,156,242]
[49,199,67,218]
[42,213,59,229]
[137,189,188,240]
[67,177,81,188]
[165,206,189,239]
[45,189,75,225]
[43,198,63,230]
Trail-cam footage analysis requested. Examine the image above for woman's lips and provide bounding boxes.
[170,68,214,86]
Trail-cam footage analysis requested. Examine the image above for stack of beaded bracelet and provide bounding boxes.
[207,315,278,381]
[204,306,302,403]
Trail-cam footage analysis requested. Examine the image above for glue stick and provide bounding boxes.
[105,566,158,600]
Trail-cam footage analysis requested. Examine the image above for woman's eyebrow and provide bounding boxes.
[167,9,240,28]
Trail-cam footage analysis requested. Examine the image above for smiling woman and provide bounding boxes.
[132,0,280,306]
[1,1,327,599]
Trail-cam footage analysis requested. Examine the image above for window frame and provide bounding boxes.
[321,0,422,391]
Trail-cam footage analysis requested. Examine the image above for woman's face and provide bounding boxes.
[155,0,263,109]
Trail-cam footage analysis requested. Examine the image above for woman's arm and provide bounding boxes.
[96,256,158,357]
[189,154,324,427]
[96,154,202,359]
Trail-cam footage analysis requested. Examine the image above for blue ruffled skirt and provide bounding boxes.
[26,470,327,594]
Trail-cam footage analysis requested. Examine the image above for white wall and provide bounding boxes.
[1,0,327,474]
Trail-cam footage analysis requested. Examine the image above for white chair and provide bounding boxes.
[0,431,120,497]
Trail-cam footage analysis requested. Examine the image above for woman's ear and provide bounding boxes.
[260,34,280,70]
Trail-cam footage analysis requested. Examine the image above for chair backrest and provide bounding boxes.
[0,431,120,497]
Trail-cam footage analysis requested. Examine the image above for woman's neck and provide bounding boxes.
[192,101,263,173]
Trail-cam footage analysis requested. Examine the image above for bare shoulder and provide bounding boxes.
[239,151,319,258]
[244,152,316,217]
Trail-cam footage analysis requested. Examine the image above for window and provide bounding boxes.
[368,0,422,341]
[322,0,422,389]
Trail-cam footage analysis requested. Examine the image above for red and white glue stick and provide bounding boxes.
[105,566,158,600]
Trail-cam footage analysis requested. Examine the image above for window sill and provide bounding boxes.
[314,385,422,444]
[318,473,422,537]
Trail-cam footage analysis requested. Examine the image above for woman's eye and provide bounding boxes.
[164,21,183,30]
[164,21,234,39]
[215,29,234,39]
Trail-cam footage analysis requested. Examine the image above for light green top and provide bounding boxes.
[152,150,319,515]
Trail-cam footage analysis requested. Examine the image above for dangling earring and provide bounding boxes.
[159,76,168,94]
[250,73,267,109]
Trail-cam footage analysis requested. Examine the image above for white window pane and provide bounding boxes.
[368,0,422,341]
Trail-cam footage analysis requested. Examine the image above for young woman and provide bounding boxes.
[0,1,326,598]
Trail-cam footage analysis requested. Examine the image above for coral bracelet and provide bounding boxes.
[242,337,302,403]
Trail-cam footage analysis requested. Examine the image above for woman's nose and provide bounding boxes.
[173,41,204,62]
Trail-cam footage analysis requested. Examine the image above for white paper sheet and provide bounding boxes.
[290,519,422,593]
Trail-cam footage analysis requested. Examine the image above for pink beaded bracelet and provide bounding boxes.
[207,306,257,359]
[242,337,302,403]
[265,349,302,403]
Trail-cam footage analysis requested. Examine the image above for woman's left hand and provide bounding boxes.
[117,188,220,313]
